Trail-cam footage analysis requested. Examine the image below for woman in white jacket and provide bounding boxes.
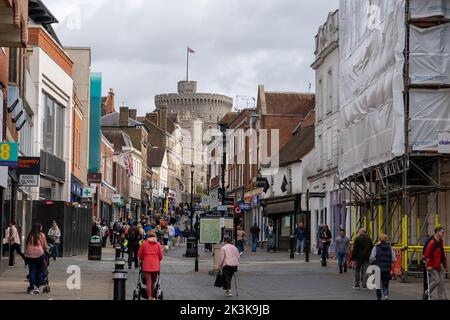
[48,221,61,261]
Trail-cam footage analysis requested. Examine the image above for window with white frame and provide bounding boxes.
[317,78,323,121]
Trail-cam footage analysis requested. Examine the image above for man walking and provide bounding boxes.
[424,227,447,300]
[351,228,373,289]
[250,223,260,252]
[335,229,350,274]
[127,221,140,269]
[295,222,306,255]
[48,221,61,261]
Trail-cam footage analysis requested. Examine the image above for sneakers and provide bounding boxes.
[224,291,233,297]
[423,290,430,300]
[384,296,389,300]
[239,252,243,256]
[295,252,300,255]
[33,286,41,294]
[352,286,361,290]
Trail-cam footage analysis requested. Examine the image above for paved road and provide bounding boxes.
[0,244,448,300]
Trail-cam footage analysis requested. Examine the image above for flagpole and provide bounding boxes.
[186,46,189,82]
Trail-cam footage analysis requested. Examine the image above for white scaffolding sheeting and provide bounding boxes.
[338,0,406,179]
[410,0,450,19]
[410,23,450,84]
[411,89,450,151]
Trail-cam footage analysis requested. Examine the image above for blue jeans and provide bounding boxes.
[27,255,45,289]
[251,236,258,252]
[296,239,305,253]
[236,240,244,253]
[50,244,59,260]
[376,271,391,299]
[337,252,347,271]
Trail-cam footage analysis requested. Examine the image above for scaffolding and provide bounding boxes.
[340,0,450,281]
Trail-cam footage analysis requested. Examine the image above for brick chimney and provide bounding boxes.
[106,88,115,114]
[129,109,137,120]
[145,112,158,126]
[119,107,129,127]
[159,105,168,132]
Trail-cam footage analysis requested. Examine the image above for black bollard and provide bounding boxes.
[115,259,125,270]
[305,237,310,262]
[113,270,127,300]
[290,235,295,259]
[115,245,121,260]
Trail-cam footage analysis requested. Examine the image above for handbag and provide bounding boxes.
[214,272,224,288]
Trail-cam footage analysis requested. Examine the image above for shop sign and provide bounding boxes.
[438,132,450,154]
[20,175,39,187]
[0,142,19,167]
[88,172,102,184]
[112,194,121,203]
[82,187,96,198]
[17,157,40,186]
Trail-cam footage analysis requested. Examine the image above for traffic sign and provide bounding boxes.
[0,143,19,167]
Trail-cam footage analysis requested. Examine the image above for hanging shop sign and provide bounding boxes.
[0,142,19,167]
[88,172,102,184]
[82,187,96,198]
[17,157,40,186]
[111,194,121,203]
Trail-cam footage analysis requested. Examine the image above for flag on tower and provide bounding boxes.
[188,47,195,54]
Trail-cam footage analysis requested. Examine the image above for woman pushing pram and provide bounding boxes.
[24,223,51,294]
[136,230,163,300]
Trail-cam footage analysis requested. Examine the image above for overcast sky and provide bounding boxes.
[44,0,338,115]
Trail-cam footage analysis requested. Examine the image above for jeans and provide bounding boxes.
[376,271,391,299]
[168,236,173,248]
[50,244,59,260]
[27,255,45,289]
[236,240,244,253]
[354,261,370,288]
[8,243,26,266]
[321,242,330,262]
[337,252,348,272]
[102,236,108,248]
[296,239,305,254]
[251,236,258,252]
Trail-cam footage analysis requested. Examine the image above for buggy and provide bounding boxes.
[132,268,163,300]
[26,244,52,294]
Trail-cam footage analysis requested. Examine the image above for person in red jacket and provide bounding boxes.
[424,227,447,300]
[138,230,163,300]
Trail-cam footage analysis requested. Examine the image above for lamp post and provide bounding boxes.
[219,123,228,242]
[190,164,199,272]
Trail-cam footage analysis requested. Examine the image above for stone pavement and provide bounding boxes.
[0,243,449,300]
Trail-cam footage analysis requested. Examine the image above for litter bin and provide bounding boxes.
[184,231,197,257]
[88,236,102,261]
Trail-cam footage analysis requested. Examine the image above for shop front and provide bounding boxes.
[262,194,307,251]
[71,175,83,203]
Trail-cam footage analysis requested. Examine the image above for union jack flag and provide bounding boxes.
[124,155,134,177]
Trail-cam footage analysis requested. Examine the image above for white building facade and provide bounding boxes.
[308,10,343,251]
[26,25,74,202]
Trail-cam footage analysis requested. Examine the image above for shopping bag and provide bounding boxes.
[214,273,224,288]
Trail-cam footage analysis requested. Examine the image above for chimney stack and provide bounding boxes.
[129,109,137,120]
[119,107,129,127]
[145,112,158,126]
[159,105,168,132]
[106,88,115,114]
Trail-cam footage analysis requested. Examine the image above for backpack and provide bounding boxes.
[128,227,138,244]
[422,236,440,260]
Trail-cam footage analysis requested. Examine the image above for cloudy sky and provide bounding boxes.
[44,0,338,115]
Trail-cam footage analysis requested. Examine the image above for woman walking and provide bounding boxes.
[138,230,163,300]
[218,237,241,297]
[370,234,396,300]
[236,227,247,255]
[25,223,48,294]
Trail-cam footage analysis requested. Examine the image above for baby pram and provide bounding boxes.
[26,244,51,294]
[132,267,163,300]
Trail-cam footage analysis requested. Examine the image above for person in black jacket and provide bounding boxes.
[319,225,332,266]
[352,228,374,289]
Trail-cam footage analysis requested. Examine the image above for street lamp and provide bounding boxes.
[191,164,199,272]
[219,123,228,243]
